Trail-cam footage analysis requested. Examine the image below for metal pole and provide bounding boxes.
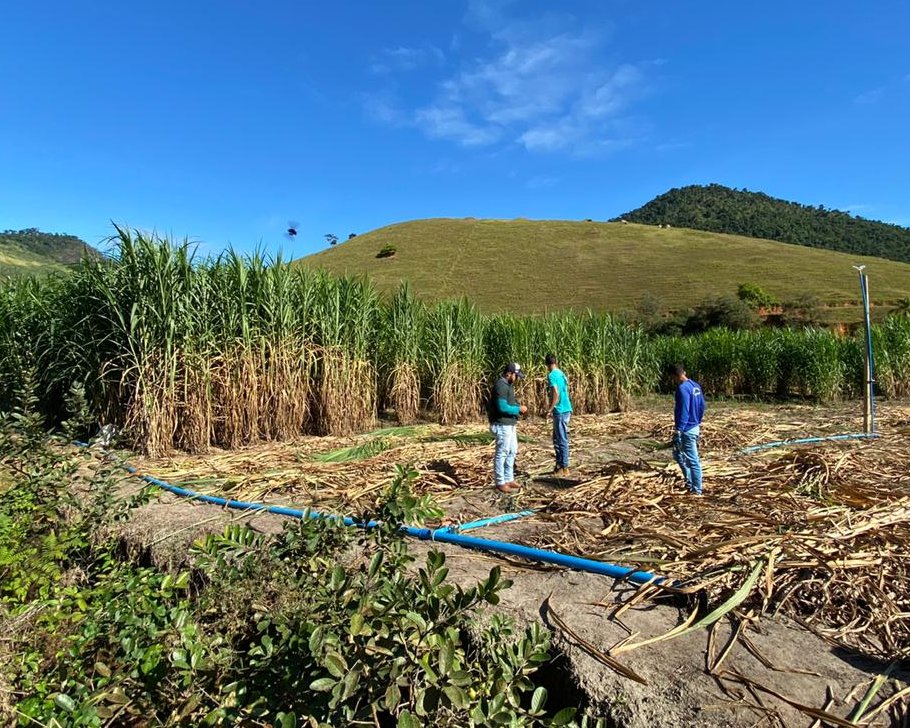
[864,272,877,433]
[855,266,875,434]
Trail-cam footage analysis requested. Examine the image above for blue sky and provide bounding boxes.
[1,0,908,257]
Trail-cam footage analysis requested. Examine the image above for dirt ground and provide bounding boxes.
[109,397,910,726]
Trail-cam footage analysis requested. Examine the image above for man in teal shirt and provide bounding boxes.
[545,353,573,475]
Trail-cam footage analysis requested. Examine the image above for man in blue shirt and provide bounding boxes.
[544,353,573,476]
[487,362,528,493]
[670,363,706,495]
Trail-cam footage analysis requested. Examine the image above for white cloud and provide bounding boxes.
[370,44,445,74]
[362,93,405,124]
[578,65,643,118]
[367,3,651,155]
[465,0,516,30]
[420,28,647,153]
[854,87,885,105]
[519,126,568,152]
[440,32,598,127]
[854,73,910,105]
[414,105,501,146]
[511,64,645,153]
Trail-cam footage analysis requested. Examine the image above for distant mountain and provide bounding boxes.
[0,228,97,277]
[614,184,910,263]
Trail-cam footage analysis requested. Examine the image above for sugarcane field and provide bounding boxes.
[2,232,909,727]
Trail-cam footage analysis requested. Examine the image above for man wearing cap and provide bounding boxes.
[488,362,528,493]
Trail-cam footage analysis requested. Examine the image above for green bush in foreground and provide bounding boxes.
[0,409,599,727]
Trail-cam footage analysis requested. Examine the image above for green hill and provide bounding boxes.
[614,184,910,263]
[0,228,97,277]
[297,218,910,317]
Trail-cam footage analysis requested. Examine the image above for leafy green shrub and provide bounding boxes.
[737,282,778,309]
[684,295,759,333]
[780,293,825,327]
[1,410,571,727]
[377,244,397,259]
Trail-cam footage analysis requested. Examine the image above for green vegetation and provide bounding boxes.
[651,318,910,401]
[651,295,759,336]
[297,217,910,318]
[0,228,96,277]
[3,230,910,455]
[736,283,778,310]
[0,230,653,455]
[1,407,587,726]
[615,184,910,264]
[312,438,394,462]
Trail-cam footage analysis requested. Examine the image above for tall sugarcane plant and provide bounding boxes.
[380,284,425,423]
[3,228,909,453]
[424,299,485,424]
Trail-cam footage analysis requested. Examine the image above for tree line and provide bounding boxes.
[615,184,910,264]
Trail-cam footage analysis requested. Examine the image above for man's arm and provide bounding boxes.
[497,397,520,415]
[495,380,521,415]
[674,386,687,430]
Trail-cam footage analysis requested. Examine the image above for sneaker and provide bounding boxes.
[496,481,521,493]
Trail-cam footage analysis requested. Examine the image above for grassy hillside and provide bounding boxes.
[615,184,910,263]
[0,228,96,277]
[0,246,68,277]
[298,218,910,316]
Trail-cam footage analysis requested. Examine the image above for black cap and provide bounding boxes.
[504,362,525,379]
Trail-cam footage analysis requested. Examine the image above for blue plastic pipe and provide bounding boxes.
[440,510,537,533]
[739,432,879,454]
[112,461,662,585]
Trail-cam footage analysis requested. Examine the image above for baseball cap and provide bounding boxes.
[504,362,525,379]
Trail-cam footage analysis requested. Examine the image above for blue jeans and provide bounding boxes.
[552,411,570,469]
[491,423,518,486]
[673,426,703,494]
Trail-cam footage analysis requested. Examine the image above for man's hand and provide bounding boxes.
[519,405,528,415]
